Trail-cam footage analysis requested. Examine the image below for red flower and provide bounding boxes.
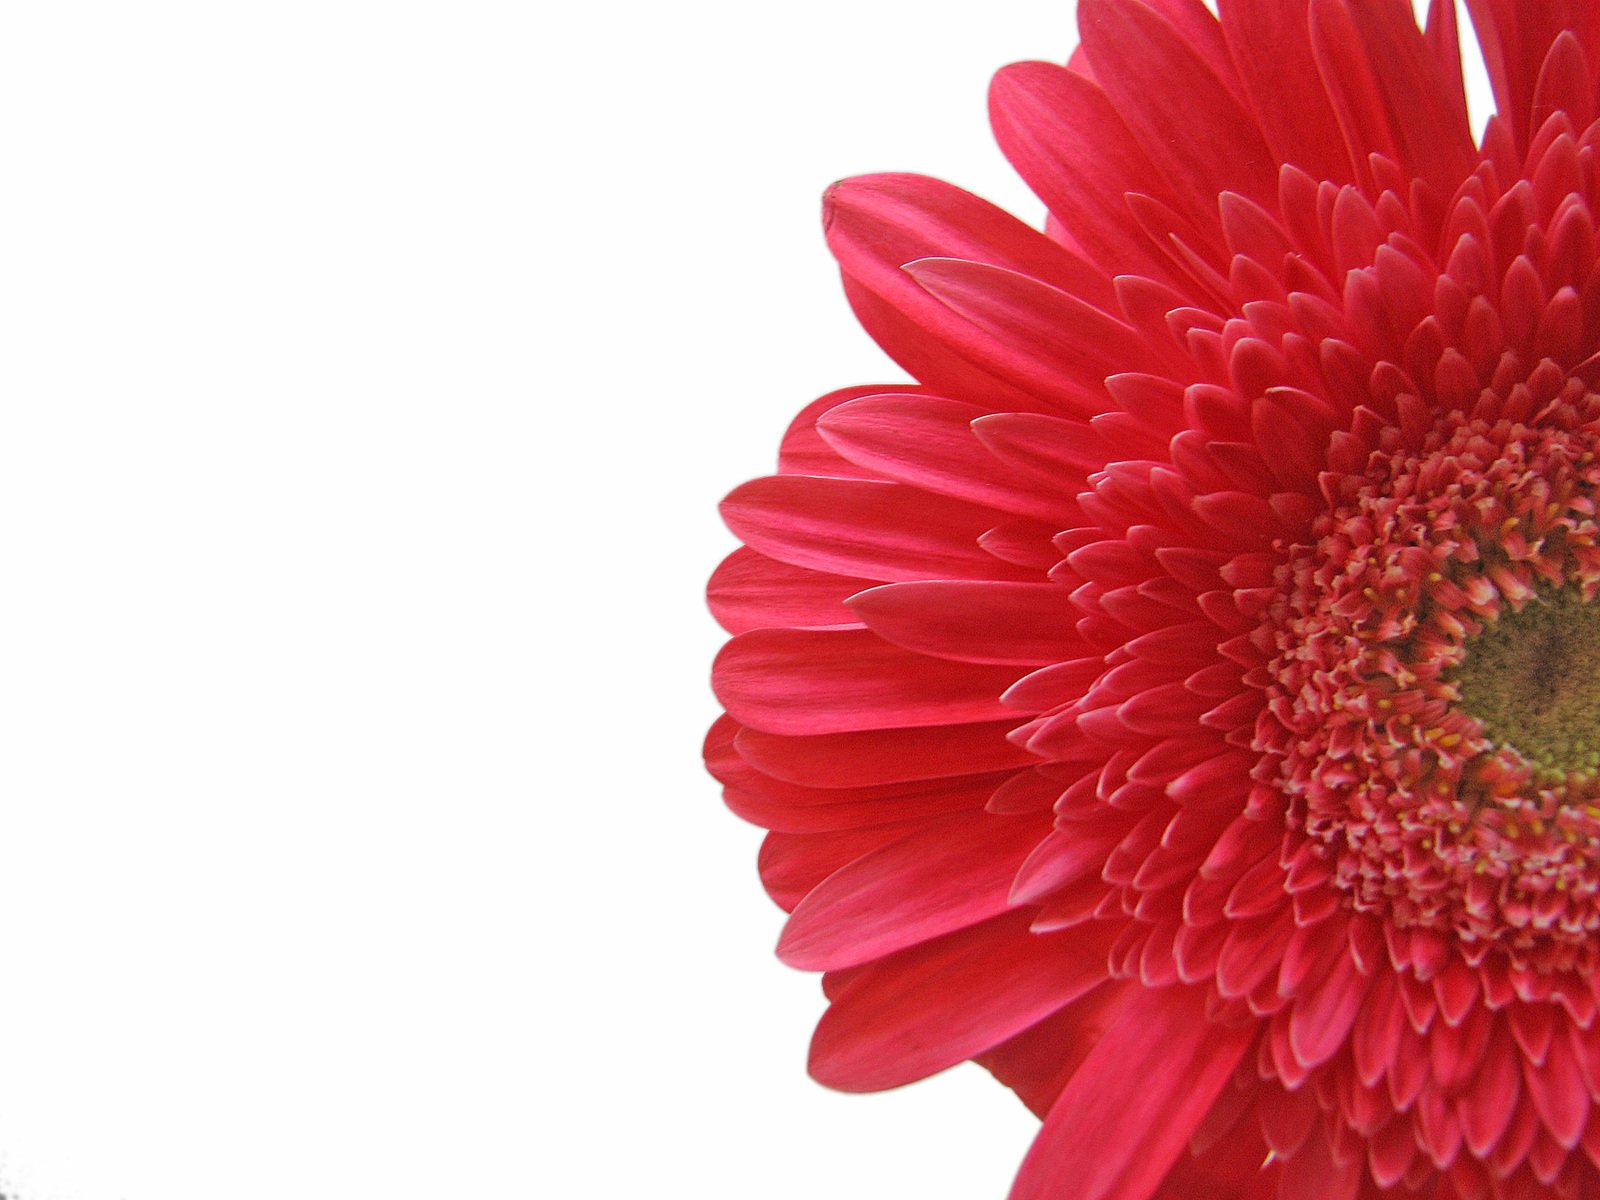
[705,2,1600,1197]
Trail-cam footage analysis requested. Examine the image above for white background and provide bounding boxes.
[0,3,1486,1199]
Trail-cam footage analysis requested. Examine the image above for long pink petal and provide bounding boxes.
[906,257,1185,409]
[1010,983,1257,1200]
[707,548,871,634]
[717,745,1007,833]
[757,824,927,913]
[826,173,1115,307]
[711,721,1010,815]
[777,808,1051,970]
[1308,0,1403,194]
[971,411,1107,486]
[776,385,916,479]
[988,61,1185,283]
[1275,1120,1362,1200]
[1523,1032,1590,1149]
[1460,1023,1521,1156]
[976,983,1137,1118]
[1423,0,1471,136]
[848,580,1082,666]
[838,272,1042,406]
[1335,0,1477,193]
[825,174,1119,402]
[714,626,1022,735]
[1464,0,1600,149]
[1079,0,1278,214]
[733,719,1038,787]
[1152,1094,1280,1200]
[810,912,1112,1090]
[816,392,1079,522]
[1287,943,1372,1068]
[1217,0,1353,183]
[721,474,1032,582]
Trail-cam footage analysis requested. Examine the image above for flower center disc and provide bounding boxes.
[1457,590,1600,777]
[1255,382,1600,972]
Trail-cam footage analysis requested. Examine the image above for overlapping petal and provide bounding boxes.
[707,2,1600,1197]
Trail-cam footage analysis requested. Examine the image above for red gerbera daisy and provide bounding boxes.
[705,2,1600,1197]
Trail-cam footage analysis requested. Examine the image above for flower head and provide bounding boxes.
[706,2,1600,1197]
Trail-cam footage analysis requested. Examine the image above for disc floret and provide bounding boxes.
[1259,377,1600,970]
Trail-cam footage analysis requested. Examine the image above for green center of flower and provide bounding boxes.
[1456,589,1600,775]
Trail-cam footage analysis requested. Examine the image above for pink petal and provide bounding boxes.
[1510,1002,1555,1065]
[1152,1101,1280,1200]
[1459,1024,1521,1156]
[971,410,1107,485]
[1079,0,1278,214]
[1532,31,1596,136]
[722,474,1031,582]
[1523,1031,1590,1149]
[1011,823,1132,904]
[1258,1083,1319,1158]
[1308,0,1403,195]
[714,626,1022,735]
[1139,0,1240,84]
[733,719,1037,788]
[988,60,1182,282]
[848,580,1082,666]
[710,719,1002,827]
[758,824,926,913]
[1276,1120,1362,1200]
[723,769,1005,836]
[1287,941,1371,1068]
[905,257,1173,413]
[777,808,1050,970]
[706,548,871,634]
[776,385,916,479]
[1009,983,1257,1200]
[1464,0,1600,149]
[1217,0,1353,183]
[1332,0,1477,192]
[1430,1000,1492,1093]
[825,174,1117,401]
[838,271,1040,406]
[980,518,1070,569]
[816,393,1078,522]
[826,173,1115,308]
[809,912,1111,1091]
[976,984,1135,1118]
[1423,0,1470,134]
[1216,907,1295,999]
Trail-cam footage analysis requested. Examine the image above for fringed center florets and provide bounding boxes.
[1257,374,1600,973]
